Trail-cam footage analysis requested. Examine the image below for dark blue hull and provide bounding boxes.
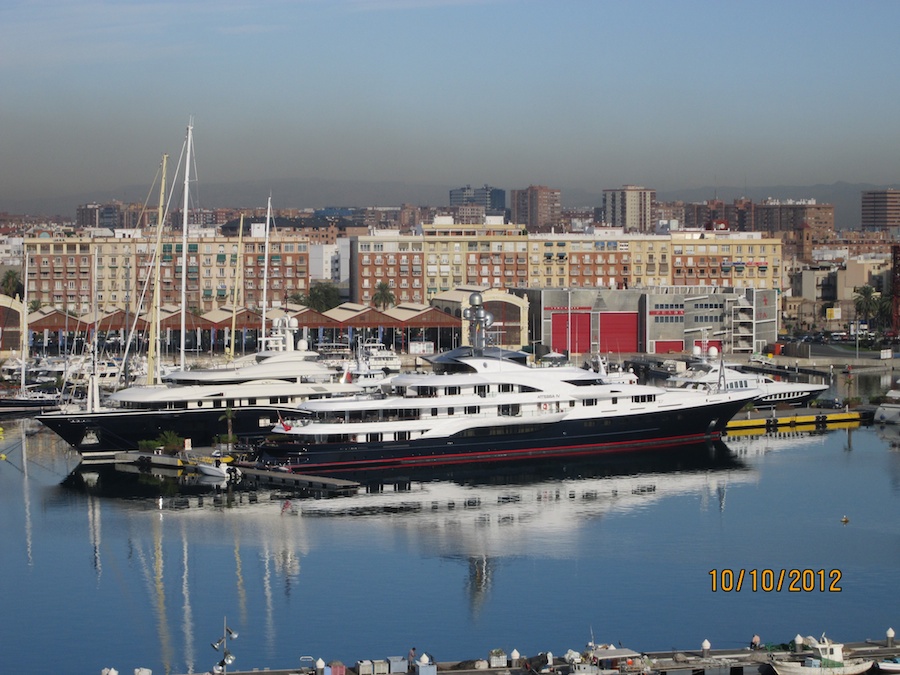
[255,396,748,476]
[37,405,299,452]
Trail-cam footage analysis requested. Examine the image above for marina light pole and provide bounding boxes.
[209,616,238,674]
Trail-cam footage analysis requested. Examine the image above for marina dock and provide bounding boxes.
[174,635,900,675]
[725,407,869,434]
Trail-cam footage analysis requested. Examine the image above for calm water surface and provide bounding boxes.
[1,417,898,675]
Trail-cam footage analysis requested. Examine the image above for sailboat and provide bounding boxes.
[0,259,60,416]
[36,124,363,453]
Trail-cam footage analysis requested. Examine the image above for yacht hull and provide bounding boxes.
[37,404,300,452]
[255,396,749,476]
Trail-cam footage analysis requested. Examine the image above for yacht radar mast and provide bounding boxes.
[462,292,493,356]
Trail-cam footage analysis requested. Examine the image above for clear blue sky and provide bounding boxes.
[2,0,899,208]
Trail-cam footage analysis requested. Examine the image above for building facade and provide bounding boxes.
[349,220,782,305]
[449,184,506,215]
[861,189,900,230]
[24,228,311,316]
[602,185,656,233]
[510,185,562,231]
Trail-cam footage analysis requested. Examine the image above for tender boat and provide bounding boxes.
[878,659,900,673]
[875,388,900,424]
[253,293,759,476]
[771,635,874,675]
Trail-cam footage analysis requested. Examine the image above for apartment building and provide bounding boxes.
[510,185,562,230]
[349,219,783,305]
[24,228,311,315]
[861,189,900,230]
[602,185,656,232]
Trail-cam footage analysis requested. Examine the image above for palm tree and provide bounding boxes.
[157,429,185,455]
[294,282,341,312]
[373,281,395,310]
[1,269,22,299]
[853,285,879,331]
[218,406,235,451]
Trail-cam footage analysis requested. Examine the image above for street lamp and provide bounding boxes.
[209,617,238,674]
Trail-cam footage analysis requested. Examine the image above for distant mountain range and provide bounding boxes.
[5,179,898,230]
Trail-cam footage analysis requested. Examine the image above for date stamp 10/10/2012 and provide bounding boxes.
[709,569,842,592]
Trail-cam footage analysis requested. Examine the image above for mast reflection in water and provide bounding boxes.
[1,419,898,675]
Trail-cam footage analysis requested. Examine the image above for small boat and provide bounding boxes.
[195,458,240,481]
[875,388,900,424]
[770,635,874,675]
[877,659,900,672]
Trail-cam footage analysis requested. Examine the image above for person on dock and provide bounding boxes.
[750,634,761,650]
[408,647,416,671]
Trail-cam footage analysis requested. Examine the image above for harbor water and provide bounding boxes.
[1,408,898,675]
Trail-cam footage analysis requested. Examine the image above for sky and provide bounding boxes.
[2,0,900,212]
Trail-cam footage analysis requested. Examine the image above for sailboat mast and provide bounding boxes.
[147,154,168,387]
[179,118,193,372]
[260,195,272,350]
[226,214,244,362]
[19,251,29,395]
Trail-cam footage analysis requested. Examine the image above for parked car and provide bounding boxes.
[813,397,844,409]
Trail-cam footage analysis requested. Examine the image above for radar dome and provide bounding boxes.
[692,345,701,357]
[708,346,719,358]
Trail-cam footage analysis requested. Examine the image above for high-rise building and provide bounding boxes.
[753,199,833,239]
[602,185,656,232]
[861,189,900,230]
[510,185,561,231]
[449,184,506,215]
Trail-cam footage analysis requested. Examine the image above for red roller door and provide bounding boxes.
[598,312,638,353]
[550,312,591,354]
[653,339,684,354]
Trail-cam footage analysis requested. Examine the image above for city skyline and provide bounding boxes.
[3,1,900,217]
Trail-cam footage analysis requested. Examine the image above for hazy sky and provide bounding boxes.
[2,0,899,209]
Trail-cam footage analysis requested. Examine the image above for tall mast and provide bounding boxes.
[19,249,29,395]
[260,195,272,350]
[147,154,168,387]
[179,118,193,372]
[226,214,244,362]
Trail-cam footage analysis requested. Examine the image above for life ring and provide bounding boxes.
[541,403,549,411]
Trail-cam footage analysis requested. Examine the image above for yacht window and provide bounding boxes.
[500,383,513,393]
[465,406,479,414]
[475,385,488,397]
[445,386,461,395]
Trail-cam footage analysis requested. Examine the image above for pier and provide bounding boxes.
[172,635,900,675]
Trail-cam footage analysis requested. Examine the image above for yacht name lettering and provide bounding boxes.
[708,569,842,592]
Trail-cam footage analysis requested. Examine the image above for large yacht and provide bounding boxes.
[252,293,758,476]
[665,357,828,407]
[36,320,362,453]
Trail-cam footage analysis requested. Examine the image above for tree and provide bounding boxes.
[294,282,341,312]
[373,281,395,310]
[853,285,879,328]
[157,429,185,455]
[218,406,236,451]
[1,269,22,299]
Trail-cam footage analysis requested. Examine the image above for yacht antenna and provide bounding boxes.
[462,292,493,357]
